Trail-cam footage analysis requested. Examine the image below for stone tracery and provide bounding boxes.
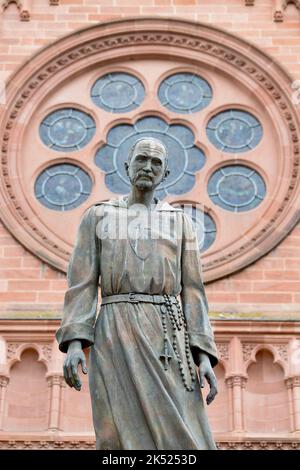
[1,19,299,282]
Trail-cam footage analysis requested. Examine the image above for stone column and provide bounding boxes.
[285,376,300,432]
[225,375,247,432]
[46,375,65,432]
[0,376,9,430]
[226,336,247,433]
[46,339,66,432]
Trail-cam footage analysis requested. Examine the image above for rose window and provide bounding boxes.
[1,19,298,280]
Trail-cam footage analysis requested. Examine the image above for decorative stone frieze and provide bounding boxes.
[1,0,31,21]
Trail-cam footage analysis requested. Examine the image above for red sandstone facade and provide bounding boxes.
[0,0,300,450]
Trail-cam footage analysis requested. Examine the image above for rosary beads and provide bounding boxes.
[159,294,196,392]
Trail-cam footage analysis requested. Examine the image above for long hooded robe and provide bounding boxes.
[56,196,218,450]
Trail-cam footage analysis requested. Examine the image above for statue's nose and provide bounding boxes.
[143,160,152,171]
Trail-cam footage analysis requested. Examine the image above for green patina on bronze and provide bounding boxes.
[56,137,219,450]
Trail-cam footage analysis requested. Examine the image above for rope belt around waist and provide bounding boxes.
[100,291,196,393]
[101,292,178,306]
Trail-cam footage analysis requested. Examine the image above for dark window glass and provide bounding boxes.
[208,165,266,212]
[35,163,92,211]
[206,109,263,153]
[39,108,96,152]
[91,72,145,113]
[158,73,212,114]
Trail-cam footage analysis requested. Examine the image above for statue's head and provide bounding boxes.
[124,137,170,192]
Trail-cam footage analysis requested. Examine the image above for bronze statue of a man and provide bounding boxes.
[56,137,218,450]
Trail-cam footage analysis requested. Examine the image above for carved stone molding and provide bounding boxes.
[0,376,9,387]
[1,18,300,281]
[6,342,19,360]
[274,0,300,22]
[217,440,300,450]
[285,376,300,388]
[1,0,31,21]
[242,343,257,362]
[41,344,52,362]
[216,342,229,361]
[242,342,289,365]
[46,375,65,387]
[1,0,60,21]
[0,439,96,449]
[245,0,300,22]
[6,342,52,364]
[273,343,288,362]
[226,375,247,388]
[0,437,298,450]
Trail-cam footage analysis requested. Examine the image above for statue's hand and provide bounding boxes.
[63,340,88,391]
[198,351,218,405]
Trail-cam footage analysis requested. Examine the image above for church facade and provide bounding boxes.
[0,0,300,450]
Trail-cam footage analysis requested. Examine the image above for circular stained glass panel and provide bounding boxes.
[158,73,213,114]
[206,109,263,153]
[91,72,145,113]
[35,163,92,211]
[95,116,206,199]
[39,108,96,152]
[208,165,266,212]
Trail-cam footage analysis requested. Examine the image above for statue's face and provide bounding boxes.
[125,140,168,191]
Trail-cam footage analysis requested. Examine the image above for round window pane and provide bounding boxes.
[208,165,266,212]
[206,109,263,153]
[95,116,206,198]
[35,163,92,211]
[91,72,145,113]
[39,108,96,152]
[158,73,213,114]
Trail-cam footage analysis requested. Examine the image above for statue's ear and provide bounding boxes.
[164,168,170,179]
[124,161,129,175]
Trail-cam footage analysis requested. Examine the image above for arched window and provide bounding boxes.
[245,350,289,433]
[4,349,48,431]
[0,18,299,281]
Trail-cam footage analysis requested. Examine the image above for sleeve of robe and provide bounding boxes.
[180,212,218,368]
[56,205,100,353]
